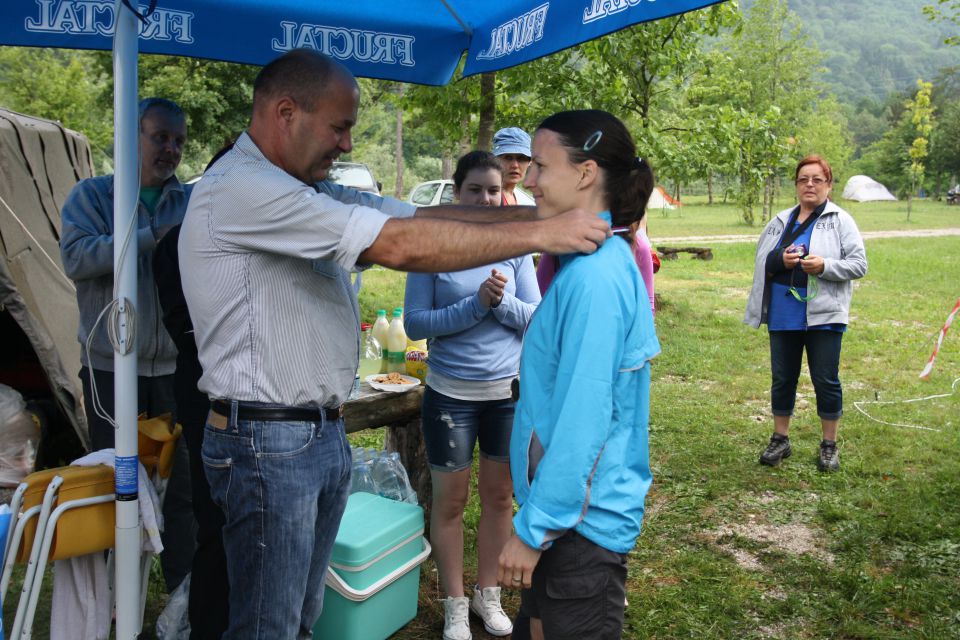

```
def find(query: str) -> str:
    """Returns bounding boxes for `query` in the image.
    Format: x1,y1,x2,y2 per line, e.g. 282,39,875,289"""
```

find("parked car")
328,161,381,195
408,179,455,207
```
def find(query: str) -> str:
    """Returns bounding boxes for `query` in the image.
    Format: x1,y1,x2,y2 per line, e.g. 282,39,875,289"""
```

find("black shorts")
519,530,628,639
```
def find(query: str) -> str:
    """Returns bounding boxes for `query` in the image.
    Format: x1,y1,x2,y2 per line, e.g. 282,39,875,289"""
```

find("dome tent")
842,175,897,202
647,186,679,210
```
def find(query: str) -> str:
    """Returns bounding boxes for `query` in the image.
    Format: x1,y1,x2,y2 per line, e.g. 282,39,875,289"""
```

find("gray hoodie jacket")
744,200,867,329
60,175,191,375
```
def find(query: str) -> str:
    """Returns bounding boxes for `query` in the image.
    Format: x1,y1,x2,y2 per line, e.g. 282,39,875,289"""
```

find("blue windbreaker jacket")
511,212,660,554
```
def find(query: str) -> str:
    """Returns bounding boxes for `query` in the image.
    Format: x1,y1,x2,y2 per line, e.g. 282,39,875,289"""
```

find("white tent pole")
113,1,142,637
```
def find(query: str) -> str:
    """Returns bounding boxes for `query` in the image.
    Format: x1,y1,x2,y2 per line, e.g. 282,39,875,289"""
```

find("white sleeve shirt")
179,132,415,407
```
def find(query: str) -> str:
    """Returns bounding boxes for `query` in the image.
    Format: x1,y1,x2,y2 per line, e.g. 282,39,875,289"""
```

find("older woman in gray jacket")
745,155,867,472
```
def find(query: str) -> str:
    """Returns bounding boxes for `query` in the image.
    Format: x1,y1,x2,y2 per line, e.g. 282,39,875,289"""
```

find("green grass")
617,235,960,639
647,196,960,237
369,222,960,638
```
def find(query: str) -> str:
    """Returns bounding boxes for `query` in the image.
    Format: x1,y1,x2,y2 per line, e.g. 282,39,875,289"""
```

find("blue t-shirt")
768,221,845,333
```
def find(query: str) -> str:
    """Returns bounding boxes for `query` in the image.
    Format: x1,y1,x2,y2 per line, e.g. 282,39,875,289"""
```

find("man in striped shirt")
179,48,609,639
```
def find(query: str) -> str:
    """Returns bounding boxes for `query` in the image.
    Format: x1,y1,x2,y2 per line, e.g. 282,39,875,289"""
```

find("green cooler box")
313,492,431,640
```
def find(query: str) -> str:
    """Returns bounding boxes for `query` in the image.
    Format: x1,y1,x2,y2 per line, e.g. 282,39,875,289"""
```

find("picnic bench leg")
385,418,433,523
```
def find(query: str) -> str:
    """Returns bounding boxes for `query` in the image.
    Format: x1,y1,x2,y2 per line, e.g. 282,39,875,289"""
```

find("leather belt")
211,400,342,423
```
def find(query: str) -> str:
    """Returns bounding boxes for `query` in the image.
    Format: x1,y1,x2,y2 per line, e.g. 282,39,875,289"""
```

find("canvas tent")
0,108,92,451
648,186,680,210
842,175,897,202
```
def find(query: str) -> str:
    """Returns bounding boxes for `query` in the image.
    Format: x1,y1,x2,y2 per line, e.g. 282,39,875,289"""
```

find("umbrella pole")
113,1,142,637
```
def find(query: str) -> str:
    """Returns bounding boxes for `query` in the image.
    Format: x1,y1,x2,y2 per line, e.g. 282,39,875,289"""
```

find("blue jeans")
421,386,515,472
769,330,844,420
201,402,351,639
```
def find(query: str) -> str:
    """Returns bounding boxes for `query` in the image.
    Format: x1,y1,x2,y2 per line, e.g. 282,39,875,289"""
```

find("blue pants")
201,403,351,639
769,330,844,420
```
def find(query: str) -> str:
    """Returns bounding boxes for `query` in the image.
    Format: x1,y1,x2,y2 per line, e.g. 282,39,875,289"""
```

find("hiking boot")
470,585,512,636
818,439,840,472
759,433,792,466
443,596,472,640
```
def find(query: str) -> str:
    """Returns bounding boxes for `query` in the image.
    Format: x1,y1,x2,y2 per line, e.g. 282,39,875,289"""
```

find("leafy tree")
795,96,855,182
924,0,960,45
706,0,822,223
928,99,960,195
0,47,113,171
574,3,739,129
905,80,935,219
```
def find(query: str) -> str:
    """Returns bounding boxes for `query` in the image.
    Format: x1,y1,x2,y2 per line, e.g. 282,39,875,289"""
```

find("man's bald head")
249,49,360,185
253,48,357,114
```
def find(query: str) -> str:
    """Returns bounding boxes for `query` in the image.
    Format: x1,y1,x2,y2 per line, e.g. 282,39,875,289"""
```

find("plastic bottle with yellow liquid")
371,310,390,373
386,308,408,374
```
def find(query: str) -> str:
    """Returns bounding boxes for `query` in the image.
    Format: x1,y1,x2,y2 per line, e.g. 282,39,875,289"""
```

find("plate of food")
364,372,421,392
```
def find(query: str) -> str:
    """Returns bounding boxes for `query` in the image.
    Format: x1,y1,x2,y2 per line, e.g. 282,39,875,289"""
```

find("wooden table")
343,383,431,513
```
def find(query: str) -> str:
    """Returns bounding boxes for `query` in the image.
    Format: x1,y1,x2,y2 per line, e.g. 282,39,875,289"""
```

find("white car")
327,162,381,195
408,179,455,206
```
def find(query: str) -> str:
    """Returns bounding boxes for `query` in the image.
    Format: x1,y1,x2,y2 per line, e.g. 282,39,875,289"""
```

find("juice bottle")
372,310,390,373
387,308,408,374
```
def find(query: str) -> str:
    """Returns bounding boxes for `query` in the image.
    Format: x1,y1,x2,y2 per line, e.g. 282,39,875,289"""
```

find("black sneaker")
759,433,792,466
818,439,840,472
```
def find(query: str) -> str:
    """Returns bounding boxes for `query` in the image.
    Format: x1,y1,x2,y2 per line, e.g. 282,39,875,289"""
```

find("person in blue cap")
492,127,536,206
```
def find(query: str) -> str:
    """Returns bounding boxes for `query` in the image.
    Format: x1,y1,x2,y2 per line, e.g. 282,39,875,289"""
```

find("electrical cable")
853,377,959,433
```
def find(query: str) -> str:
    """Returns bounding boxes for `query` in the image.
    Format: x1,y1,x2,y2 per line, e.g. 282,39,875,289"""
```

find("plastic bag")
349,447,417,503
156,573,191,640
371,451,417,504
0,384,38,487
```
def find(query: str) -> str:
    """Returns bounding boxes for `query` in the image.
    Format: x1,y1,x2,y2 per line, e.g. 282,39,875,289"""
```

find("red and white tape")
919,298,960,379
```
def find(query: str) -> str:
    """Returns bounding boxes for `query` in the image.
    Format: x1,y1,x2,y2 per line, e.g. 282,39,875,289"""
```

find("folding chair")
0,413,182,639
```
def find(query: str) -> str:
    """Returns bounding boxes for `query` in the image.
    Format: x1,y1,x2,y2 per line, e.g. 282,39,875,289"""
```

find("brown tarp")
0,107,93,449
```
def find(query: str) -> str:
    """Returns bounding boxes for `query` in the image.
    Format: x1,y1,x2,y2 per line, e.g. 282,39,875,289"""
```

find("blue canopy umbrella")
2,0,723,84
0,1,722,636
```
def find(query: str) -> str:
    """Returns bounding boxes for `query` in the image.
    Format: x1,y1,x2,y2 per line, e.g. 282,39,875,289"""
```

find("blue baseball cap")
492,127,531,158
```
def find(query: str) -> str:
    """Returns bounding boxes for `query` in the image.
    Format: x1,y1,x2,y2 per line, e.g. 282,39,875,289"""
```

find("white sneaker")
470,585,513,636
443,596,472,640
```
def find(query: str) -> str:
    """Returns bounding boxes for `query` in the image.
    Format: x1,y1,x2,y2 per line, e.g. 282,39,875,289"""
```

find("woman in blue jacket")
405,150,541,640
497,110,660,640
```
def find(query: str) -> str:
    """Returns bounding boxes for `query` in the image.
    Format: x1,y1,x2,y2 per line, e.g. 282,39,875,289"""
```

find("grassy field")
6,200,958,639
357,201,960,639
646,196,960,238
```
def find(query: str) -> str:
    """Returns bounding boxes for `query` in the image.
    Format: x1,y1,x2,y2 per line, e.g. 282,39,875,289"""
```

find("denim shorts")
420,385,515,472
519,530,628,640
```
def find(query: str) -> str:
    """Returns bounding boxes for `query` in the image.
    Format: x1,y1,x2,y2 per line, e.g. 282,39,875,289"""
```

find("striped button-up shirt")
179,132,415,408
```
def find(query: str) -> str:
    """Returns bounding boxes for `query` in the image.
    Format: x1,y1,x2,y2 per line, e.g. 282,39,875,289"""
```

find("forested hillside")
781,0,958,101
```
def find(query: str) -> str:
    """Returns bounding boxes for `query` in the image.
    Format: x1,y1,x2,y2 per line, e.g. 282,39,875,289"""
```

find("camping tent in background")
842,175,897,202
648,186,679,210
0,108,91,450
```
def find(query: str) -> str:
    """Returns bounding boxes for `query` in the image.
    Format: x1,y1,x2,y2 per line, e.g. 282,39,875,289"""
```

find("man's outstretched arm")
360,209,610,273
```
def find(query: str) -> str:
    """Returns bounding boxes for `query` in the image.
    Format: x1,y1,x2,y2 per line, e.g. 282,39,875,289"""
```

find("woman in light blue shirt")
497,110,659,640
404,150,541,640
